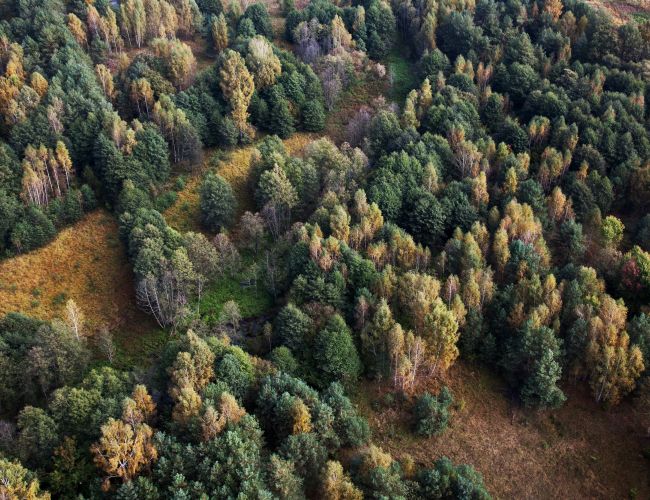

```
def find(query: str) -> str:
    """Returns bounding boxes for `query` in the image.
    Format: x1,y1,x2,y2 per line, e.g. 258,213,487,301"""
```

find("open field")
164,132,317,233
0,210,140,329
354,363,649,499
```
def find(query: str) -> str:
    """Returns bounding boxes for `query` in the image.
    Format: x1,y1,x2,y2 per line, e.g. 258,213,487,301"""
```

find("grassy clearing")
354,363,649,499
384,43,418,104
199,274,273,325
0,210,139,329
324,47,416,143
324,75,386,143
164,133,316,233
109,327,169,370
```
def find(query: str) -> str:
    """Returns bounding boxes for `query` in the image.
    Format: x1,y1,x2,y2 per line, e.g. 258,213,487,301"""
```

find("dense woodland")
1,0,650,497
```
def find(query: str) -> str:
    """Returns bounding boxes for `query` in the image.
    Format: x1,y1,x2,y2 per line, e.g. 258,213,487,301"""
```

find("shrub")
413,387,453,437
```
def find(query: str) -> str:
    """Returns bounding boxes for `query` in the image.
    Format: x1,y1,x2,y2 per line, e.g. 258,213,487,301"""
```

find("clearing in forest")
585,0,650,23
0,210,138,329
164,132,316,233
354,363,649,499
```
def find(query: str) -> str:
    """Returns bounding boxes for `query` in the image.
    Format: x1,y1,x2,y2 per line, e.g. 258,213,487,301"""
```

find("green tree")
17,406,60,469
413,387,453,437
274,303,313,353
267,89,295,139
601,215,624,248
301,100,325,132
314,314,362,385
200,173,236,232
242,3,274,38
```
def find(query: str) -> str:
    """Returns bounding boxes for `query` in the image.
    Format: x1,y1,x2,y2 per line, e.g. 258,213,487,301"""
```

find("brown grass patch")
164,133,317,233
0,210,140,330
355,363,649,499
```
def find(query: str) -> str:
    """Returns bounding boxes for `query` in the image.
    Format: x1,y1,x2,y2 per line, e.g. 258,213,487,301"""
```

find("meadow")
0,210,138,329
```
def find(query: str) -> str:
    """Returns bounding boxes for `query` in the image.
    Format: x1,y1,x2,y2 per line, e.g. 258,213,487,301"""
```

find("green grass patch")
200,274,273,324
384,43,417,103
112,327,169,370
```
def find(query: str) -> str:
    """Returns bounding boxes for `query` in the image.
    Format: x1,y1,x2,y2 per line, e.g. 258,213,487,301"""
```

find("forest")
0,0,650,497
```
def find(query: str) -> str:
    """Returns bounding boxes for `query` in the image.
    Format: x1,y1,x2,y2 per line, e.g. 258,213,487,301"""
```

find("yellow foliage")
91,419,157,488
0,210,136,329
322,460,363,500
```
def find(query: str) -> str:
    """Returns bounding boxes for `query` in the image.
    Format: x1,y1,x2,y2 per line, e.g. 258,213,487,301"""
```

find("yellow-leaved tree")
220,49,255,139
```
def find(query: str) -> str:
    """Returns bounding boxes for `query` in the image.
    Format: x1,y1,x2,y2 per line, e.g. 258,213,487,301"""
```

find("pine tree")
200,172,236,232
301,100,325,132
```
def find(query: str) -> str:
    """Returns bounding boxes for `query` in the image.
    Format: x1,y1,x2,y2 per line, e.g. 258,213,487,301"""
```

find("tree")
200,172,236,232
120,0,147,47
21,143,73,207
65,299,84,342
544,0,563,22
366,0,396,59
16,406,59,469
130,79,154,118
257,164,298,232
98,327,117,364
322,460,363,500
151,38,197,90
413,387,453,437
417,457,489,499
136,250,198,328
200,391,246,441
91,418,158,489
330,15,353,50
239,211,265,251
275,303,313,353
301,100,325,132
314,314,362,385
267,454,304,499
219,300,242,335
242,3,274,38
0,458,49,499
246,36,281,88
503,320,565,408
211,13,229,53
68,13,88,46
220,50,255,138
122,385,156,426
152,95,202,164
601,215,624,248
422,299,460,375
585,296,644,405
267,88,295,138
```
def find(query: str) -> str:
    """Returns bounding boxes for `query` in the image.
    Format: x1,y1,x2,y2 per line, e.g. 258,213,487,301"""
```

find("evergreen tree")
200,173,237,232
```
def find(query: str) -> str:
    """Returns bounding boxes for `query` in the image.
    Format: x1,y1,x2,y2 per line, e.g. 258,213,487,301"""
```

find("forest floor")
354,362,650,499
